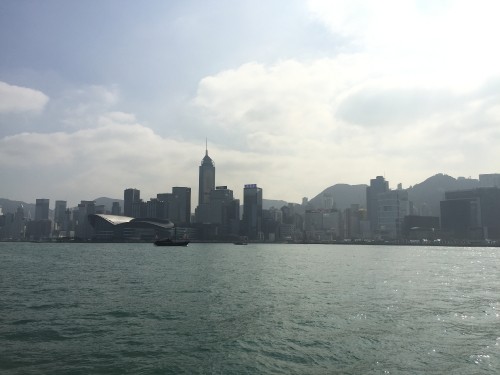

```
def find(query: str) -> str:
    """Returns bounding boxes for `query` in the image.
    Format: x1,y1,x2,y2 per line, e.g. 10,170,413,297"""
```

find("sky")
1,0,500,208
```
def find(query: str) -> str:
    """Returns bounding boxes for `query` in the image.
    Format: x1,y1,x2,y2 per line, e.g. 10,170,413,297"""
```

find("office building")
75,200,96,240
124,188,140,217
35,199,50,221
479,174,500,188
208,186,240,237
111,202,121,215
198,145,215,207
366,176,389,236
156,187,191,225
54,200,68,235
242,184,263,241
377,190,410,240
440,187,500,240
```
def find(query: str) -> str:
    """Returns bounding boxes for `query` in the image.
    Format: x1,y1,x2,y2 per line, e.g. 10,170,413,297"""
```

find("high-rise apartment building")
124,188,140,217
242,184,263,240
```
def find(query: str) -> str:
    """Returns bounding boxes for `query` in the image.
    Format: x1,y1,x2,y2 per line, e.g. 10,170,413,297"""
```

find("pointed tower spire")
205,137,208,156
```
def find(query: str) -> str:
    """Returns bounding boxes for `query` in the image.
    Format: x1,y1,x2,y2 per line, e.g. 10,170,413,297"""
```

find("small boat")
233,236,248,245
154,238,189,246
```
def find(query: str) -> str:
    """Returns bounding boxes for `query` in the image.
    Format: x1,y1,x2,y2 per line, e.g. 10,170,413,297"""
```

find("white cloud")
307,0,500,90
191,54,500,194
0,81,49,113
55,85,120,129
0,113,203,205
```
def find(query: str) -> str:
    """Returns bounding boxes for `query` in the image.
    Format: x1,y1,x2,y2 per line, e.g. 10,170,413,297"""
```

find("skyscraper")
196,143,215,223
54,200,67,232
242,184,263,241
111,202,121,215
377,189,409,239
124,188,140,217
366,176,389,236
198,144,215,207
35,199,50,221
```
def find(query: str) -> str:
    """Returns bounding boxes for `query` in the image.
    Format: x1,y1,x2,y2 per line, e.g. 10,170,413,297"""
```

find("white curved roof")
93,214,135,225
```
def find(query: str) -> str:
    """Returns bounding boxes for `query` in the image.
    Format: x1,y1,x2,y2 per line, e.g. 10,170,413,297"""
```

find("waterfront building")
54,200,67,235
344,204,369,239
124,188,140,217
402,215,440,240
28,198,52,239
242,184,263,241
304,209,341,242
0,205,26,240
366,176,389,237
88,214,172,241
377,189,410,240
75,200,96,240
440,187,500,240
26,219,52,241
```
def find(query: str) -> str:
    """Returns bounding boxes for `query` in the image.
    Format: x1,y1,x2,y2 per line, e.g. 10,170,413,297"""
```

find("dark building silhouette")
35,198,50,221
198,145,215,207
26,219,52,240
402,215,440,240
111,201,121,215
53,200,68,236
196,144,215,223
440,187,500,240
208,186,240,238
75,200,96,240
242,184,263,240
366,176,389,236
156,187,191,225
124,188,140,217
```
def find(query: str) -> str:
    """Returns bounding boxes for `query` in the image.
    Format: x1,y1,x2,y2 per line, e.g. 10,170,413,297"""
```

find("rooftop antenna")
205,137,208,156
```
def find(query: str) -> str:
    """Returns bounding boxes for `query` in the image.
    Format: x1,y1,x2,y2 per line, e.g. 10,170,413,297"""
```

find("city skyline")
1,1,500,207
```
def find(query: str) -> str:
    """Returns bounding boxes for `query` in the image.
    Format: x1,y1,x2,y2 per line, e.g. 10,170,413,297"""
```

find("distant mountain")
305,174,481,216
263,199,290,210
407,173,479,216
0,198,36,218
309,183,367,211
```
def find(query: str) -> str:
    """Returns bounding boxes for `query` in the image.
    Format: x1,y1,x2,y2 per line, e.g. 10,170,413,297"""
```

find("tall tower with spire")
198,140,215,207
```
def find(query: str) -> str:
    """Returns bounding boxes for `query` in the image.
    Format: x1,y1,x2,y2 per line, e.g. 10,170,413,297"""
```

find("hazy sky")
1,0,499,207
